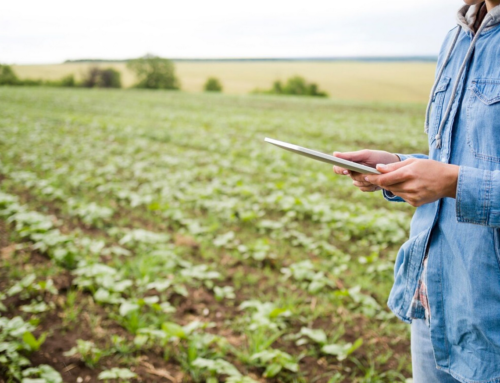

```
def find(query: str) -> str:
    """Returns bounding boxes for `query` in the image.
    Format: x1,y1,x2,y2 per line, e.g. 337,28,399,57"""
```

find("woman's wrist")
444,164,459,199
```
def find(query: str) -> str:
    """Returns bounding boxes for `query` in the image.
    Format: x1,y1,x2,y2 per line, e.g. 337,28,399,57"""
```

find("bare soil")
0,185,410,383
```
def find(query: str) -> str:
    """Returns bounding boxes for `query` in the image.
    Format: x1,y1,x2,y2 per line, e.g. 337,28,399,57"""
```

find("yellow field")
12,61,436,103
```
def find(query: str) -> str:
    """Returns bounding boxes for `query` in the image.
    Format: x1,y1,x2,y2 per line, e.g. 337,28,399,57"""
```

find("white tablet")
265,137,380,175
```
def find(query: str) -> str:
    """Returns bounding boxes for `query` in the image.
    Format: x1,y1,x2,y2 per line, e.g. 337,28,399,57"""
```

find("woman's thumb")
333,151,359,161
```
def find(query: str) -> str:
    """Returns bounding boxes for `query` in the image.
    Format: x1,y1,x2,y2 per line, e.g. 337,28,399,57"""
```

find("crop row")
1,187,381,382
0,88,417,382
1,157,395,319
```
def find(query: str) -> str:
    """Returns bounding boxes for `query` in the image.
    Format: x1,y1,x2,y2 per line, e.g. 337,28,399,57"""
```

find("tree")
259,76,328,97
204,77,223,92
127,56,179,90
82,67,121,88
82,67,101,88
97,68,121,88
60,74,76,87
282,76,327,97
0,65,20,85
272,80,282,94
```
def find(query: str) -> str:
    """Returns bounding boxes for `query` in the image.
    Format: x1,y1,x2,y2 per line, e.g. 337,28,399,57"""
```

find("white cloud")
0,0,461,64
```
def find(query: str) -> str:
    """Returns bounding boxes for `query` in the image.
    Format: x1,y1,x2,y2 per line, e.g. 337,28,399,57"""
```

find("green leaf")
119,301,140,316
133,334,148,347
264,363,282,378
284,362,299,372
321,344,346,358
299,327,327,344
98,367,137,380
22,331,46,351
22,365,62,383
269,307,289,318
162,322,186,339
226,377,259,383
21,301,52,313
346,338,363,355
192,358,241,377
159,302,176,313
321,338,362,361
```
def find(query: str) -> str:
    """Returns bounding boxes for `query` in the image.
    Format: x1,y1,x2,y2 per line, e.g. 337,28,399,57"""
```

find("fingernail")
377,164,386,168
343,170,348,175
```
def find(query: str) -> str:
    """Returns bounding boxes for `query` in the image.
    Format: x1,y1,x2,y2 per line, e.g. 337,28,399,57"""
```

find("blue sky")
1,0,461,64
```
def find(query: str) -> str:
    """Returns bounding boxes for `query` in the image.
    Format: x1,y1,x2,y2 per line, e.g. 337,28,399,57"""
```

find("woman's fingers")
353,180,373,187
333,166,378,192
333,165,350,175
375,158,415,173
350,172,366,182
359,185,381,192
364,159,417,187
333,151,369,175
334,150,370,163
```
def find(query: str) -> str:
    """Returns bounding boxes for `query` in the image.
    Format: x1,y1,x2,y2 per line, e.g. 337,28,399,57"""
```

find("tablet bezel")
264,137,381,175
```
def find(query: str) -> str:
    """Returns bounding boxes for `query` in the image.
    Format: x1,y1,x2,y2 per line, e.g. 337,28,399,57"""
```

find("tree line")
1,56,327,97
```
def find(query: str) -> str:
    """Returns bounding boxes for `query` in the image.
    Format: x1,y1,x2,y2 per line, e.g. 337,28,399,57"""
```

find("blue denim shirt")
384,7,500,383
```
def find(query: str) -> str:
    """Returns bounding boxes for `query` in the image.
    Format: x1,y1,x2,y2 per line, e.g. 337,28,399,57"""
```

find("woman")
333,1,500,382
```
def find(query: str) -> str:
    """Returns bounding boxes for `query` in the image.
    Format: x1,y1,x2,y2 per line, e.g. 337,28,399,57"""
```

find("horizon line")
67,55,438,63
10,55,438,66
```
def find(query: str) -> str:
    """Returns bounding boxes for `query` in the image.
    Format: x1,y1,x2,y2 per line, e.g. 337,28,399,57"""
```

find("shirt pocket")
428,77,451,145
466,78,500,163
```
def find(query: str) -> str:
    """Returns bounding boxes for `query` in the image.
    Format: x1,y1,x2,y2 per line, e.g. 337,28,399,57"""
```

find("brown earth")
0,182,410,382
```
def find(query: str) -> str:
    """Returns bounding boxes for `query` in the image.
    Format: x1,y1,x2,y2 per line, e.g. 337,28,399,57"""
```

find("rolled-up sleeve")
456,166,500,227
382,153,429,203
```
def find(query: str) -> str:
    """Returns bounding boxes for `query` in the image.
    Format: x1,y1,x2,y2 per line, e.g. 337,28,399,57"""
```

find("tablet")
264,137,380,175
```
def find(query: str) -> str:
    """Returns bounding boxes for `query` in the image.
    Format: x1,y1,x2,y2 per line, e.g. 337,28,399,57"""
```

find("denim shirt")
383,11,500,383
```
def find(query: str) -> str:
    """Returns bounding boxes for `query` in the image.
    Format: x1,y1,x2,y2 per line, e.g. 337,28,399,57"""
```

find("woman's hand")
333,150,400,192
365,158,459,207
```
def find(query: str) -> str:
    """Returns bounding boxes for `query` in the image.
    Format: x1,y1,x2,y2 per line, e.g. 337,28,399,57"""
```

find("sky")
1,0,462,64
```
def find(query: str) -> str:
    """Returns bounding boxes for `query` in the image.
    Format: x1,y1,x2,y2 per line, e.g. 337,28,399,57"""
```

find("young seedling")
213,286,235,301
22,364,63,383
250,349,299,378
64,339,104,368
293,326,363,361
281,260,334,294
192,357,242,382
0,316,51,380
98,367,137,382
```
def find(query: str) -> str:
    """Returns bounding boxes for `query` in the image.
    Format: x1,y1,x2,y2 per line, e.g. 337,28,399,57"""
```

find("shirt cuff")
382,189,406,203
381,153,408,203
395,153,411,162
456,166,495,226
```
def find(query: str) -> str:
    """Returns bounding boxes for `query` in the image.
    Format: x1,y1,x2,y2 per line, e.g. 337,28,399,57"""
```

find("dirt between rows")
27,306,186,383
0,218,181,383
0,238,396,383
0,187,411,382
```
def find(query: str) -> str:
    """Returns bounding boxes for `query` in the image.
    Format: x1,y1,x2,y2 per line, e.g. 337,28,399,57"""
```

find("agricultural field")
12,61,436,103
0,87,428,382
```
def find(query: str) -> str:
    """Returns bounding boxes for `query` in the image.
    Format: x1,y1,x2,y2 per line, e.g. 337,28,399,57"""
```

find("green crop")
0,87,422,382
98,367,137,382
63,339,103,368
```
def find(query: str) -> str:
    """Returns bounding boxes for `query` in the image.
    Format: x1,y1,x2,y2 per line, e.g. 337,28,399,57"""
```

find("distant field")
12,61,436,103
